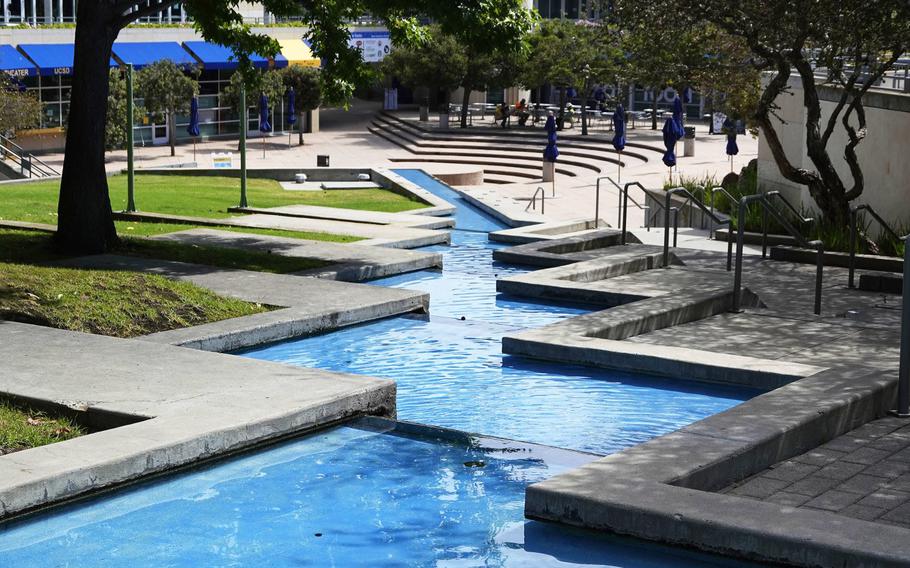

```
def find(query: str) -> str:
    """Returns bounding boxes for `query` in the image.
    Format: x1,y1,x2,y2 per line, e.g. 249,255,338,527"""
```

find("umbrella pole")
617,149,622,183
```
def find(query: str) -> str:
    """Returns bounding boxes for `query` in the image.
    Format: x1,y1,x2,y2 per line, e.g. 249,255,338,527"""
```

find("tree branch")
114,0,180,29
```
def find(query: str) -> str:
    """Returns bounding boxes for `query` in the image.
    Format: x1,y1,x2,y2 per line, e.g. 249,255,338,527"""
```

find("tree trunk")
297,112,304,145
56,1,119,254
557,87,567,130
460,87,471,128
168,111,176,157
580,81,590,136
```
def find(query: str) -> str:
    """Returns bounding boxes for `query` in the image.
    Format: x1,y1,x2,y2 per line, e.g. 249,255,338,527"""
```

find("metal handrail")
708,186,737,239
619,180,660,242
732,194,824,315
757,191,815,259
611,177,650,228
663,187,733,271
0,134,60,178
525,186,545,214
849,204,904,288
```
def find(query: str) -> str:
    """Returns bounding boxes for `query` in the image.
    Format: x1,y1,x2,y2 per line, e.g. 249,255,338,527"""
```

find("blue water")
239,170,756,455
0,421,752,567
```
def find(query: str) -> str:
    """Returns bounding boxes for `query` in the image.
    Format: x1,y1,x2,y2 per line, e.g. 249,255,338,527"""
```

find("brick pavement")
722,415,910,528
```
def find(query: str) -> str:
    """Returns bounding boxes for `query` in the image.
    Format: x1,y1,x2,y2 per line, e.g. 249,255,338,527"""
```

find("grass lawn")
114,220,362,242
0,401,84,455
0,175,427,228
0,260,270,337
0,228,274,337
0,228,331,274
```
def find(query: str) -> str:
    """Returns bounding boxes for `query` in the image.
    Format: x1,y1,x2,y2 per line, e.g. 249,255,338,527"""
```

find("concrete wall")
757,75,910,228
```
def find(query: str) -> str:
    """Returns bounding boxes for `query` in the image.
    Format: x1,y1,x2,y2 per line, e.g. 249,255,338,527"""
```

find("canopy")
277,39,320,67
182,41,288,71
0,45,37,78
113,42,198,70
18,43,117,76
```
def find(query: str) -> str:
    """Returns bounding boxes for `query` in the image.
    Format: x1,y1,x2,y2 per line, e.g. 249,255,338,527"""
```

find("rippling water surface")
240,171,757,454
0,423,755,566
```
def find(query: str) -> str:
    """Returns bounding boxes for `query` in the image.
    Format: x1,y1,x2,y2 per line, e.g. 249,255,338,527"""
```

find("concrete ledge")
0,322,396,519
771,244,903,272
371,168,457,217
51,254,430,352
525,366,905,567
714,228,798,247
488,219,610,245
492,230,641,267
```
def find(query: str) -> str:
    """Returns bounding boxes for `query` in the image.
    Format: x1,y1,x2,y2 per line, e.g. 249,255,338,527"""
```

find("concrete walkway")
116,210,450,249
151,228,443,282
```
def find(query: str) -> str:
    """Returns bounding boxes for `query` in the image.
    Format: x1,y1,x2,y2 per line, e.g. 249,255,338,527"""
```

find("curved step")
388,156,577,178
372,119,624,168
369,125,603,174
379,111,663,157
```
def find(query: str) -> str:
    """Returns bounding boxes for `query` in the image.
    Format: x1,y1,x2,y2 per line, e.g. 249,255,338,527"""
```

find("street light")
582,64,592,136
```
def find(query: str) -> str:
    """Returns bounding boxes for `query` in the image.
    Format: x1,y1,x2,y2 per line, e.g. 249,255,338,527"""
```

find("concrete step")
372,115,649,167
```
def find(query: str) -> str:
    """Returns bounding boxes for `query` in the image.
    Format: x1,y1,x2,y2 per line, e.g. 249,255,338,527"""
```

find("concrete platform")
53,254,429,352
151,228,443,282
228,204,455,230
525,366,907,568
113,210,450,249
488,219,612,245
0,322,396,520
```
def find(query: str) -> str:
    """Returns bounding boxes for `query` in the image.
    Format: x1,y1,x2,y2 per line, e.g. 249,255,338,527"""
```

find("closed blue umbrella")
186,96,200,137
543,113,559,196
258,93,272,134
612,104,626,182
543,114,559,162
259,93,271,158
287,88,296,125
671,93,685,139
186,96,200,160
287,88,296,147
611,104,626,152
662,117,679,170
724,117,739,172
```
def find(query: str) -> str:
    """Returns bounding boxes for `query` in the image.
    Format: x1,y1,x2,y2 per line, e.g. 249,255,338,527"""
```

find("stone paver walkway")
723,415,910,528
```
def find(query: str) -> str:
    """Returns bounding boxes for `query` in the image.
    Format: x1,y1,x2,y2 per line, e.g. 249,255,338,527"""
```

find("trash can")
683,126,696,157
317,155,330,167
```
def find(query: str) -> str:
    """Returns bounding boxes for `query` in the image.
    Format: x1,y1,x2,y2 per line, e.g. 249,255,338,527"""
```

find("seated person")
515,98,531,126
497,102,511,128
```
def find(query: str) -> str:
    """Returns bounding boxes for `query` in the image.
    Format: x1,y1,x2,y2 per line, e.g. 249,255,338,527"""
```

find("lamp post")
239,85,248,208
581,63,591,136
126,64,136,212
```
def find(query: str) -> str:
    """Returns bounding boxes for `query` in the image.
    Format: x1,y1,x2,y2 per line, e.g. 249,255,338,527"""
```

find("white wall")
757,75,910,228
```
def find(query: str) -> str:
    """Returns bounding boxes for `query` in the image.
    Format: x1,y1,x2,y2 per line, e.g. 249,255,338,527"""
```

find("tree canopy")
0,76,42,137
135,60,199,156
56,0,536,254
616,0,910,222
281,66,323,144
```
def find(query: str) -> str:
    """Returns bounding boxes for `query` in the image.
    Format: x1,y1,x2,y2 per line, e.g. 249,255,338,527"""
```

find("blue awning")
183,40,288,71
0,45,37,78
18,43,117,76
112,42,199,70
